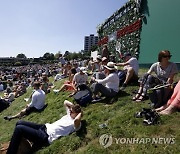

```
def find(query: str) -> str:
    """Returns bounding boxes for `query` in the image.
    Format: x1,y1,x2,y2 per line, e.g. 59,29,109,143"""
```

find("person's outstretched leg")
7,121,48,154
4,108,27,121
16,120,43,129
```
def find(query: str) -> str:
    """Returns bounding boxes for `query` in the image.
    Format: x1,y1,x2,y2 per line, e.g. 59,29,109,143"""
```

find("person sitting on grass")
4,81,46,121
70,67,89,94
133,50,178,102
91,62,119,102
54,63,70,82
14,82,27,98
0,88,15,112
91,55,102,73
40,73,51,94
91,57,108,81
155,80,180,115
115,52,139,90
6,100,82,154
0,81,4,91
59,67,77,92
2,87,15,103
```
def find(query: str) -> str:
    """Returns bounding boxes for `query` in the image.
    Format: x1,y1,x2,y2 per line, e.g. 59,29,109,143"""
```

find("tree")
90,45,98,52
54,51,62,60
16,53,27,59
43,52,50,59
82,50,91,59
43,52,54,60
64,51,70,60
50,53,55,60
14,61,22,66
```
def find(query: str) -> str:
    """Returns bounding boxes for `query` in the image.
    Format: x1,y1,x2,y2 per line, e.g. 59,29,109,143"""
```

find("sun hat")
80,67,87,73
102,57,108,62
104,62,116,70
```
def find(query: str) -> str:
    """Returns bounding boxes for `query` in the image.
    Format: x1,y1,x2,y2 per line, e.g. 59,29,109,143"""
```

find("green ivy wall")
139,0,180,64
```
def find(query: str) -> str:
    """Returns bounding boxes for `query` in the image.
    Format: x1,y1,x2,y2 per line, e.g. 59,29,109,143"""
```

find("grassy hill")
0,69,180,154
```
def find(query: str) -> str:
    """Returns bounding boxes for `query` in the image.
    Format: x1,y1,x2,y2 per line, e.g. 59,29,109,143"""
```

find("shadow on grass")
129,80,139,87
76,120,87,139
92,90,130,105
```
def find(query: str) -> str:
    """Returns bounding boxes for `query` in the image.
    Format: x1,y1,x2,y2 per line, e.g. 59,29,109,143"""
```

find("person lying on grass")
6,100,82,154
4,81,46,121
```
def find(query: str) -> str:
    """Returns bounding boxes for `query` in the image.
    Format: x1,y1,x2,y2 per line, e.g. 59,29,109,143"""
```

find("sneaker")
53,89,60,93
120,83,127,90
92,97,103,103
143,119,152,125
134,112,144,118
24,98,29,102
4,116,12,121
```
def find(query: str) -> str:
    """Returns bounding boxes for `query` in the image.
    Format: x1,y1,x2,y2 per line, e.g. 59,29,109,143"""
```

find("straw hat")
104,62,116,70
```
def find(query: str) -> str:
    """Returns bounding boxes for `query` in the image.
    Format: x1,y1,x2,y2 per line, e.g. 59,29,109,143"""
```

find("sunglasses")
162,55,172,58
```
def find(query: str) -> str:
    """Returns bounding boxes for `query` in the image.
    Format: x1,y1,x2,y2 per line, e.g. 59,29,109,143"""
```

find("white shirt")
6,92,15,102
96,73,119,92
45,107,81,143
0,84,3,91
124,57,139,75
59,57,66,65
73,72,88,86
28,89,45,109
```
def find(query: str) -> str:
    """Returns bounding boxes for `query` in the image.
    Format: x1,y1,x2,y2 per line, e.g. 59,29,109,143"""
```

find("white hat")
104,62,116,70
97,55,102,60
80,67,87,73
102,57,108,61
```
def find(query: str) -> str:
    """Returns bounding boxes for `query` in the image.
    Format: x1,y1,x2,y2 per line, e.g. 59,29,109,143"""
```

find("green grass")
0,69,180,154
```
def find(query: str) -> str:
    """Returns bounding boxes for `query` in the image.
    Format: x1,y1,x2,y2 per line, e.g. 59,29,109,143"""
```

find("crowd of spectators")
1,49,179,153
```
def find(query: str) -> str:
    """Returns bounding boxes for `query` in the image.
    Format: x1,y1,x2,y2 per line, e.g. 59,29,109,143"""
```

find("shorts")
25,106,39,115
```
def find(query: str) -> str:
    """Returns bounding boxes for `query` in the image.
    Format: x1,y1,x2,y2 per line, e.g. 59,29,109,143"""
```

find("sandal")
135,95,146,102
132,93,141,101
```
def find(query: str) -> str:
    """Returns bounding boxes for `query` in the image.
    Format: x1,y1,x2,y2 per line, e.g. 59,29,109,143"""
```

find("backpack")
73,84,92,107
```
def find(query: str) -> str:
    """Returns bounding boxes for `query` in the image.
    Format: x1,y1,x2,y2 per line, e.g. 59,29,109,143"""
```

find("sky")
0,0,128,58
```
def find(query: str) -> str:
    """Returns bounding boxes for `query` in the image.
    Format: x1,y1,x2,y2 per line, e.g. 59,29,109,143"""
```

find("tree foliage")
16,53,27,59
14,61,22,66
90,45,98,52
43,52,55,60
54,51,62,60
